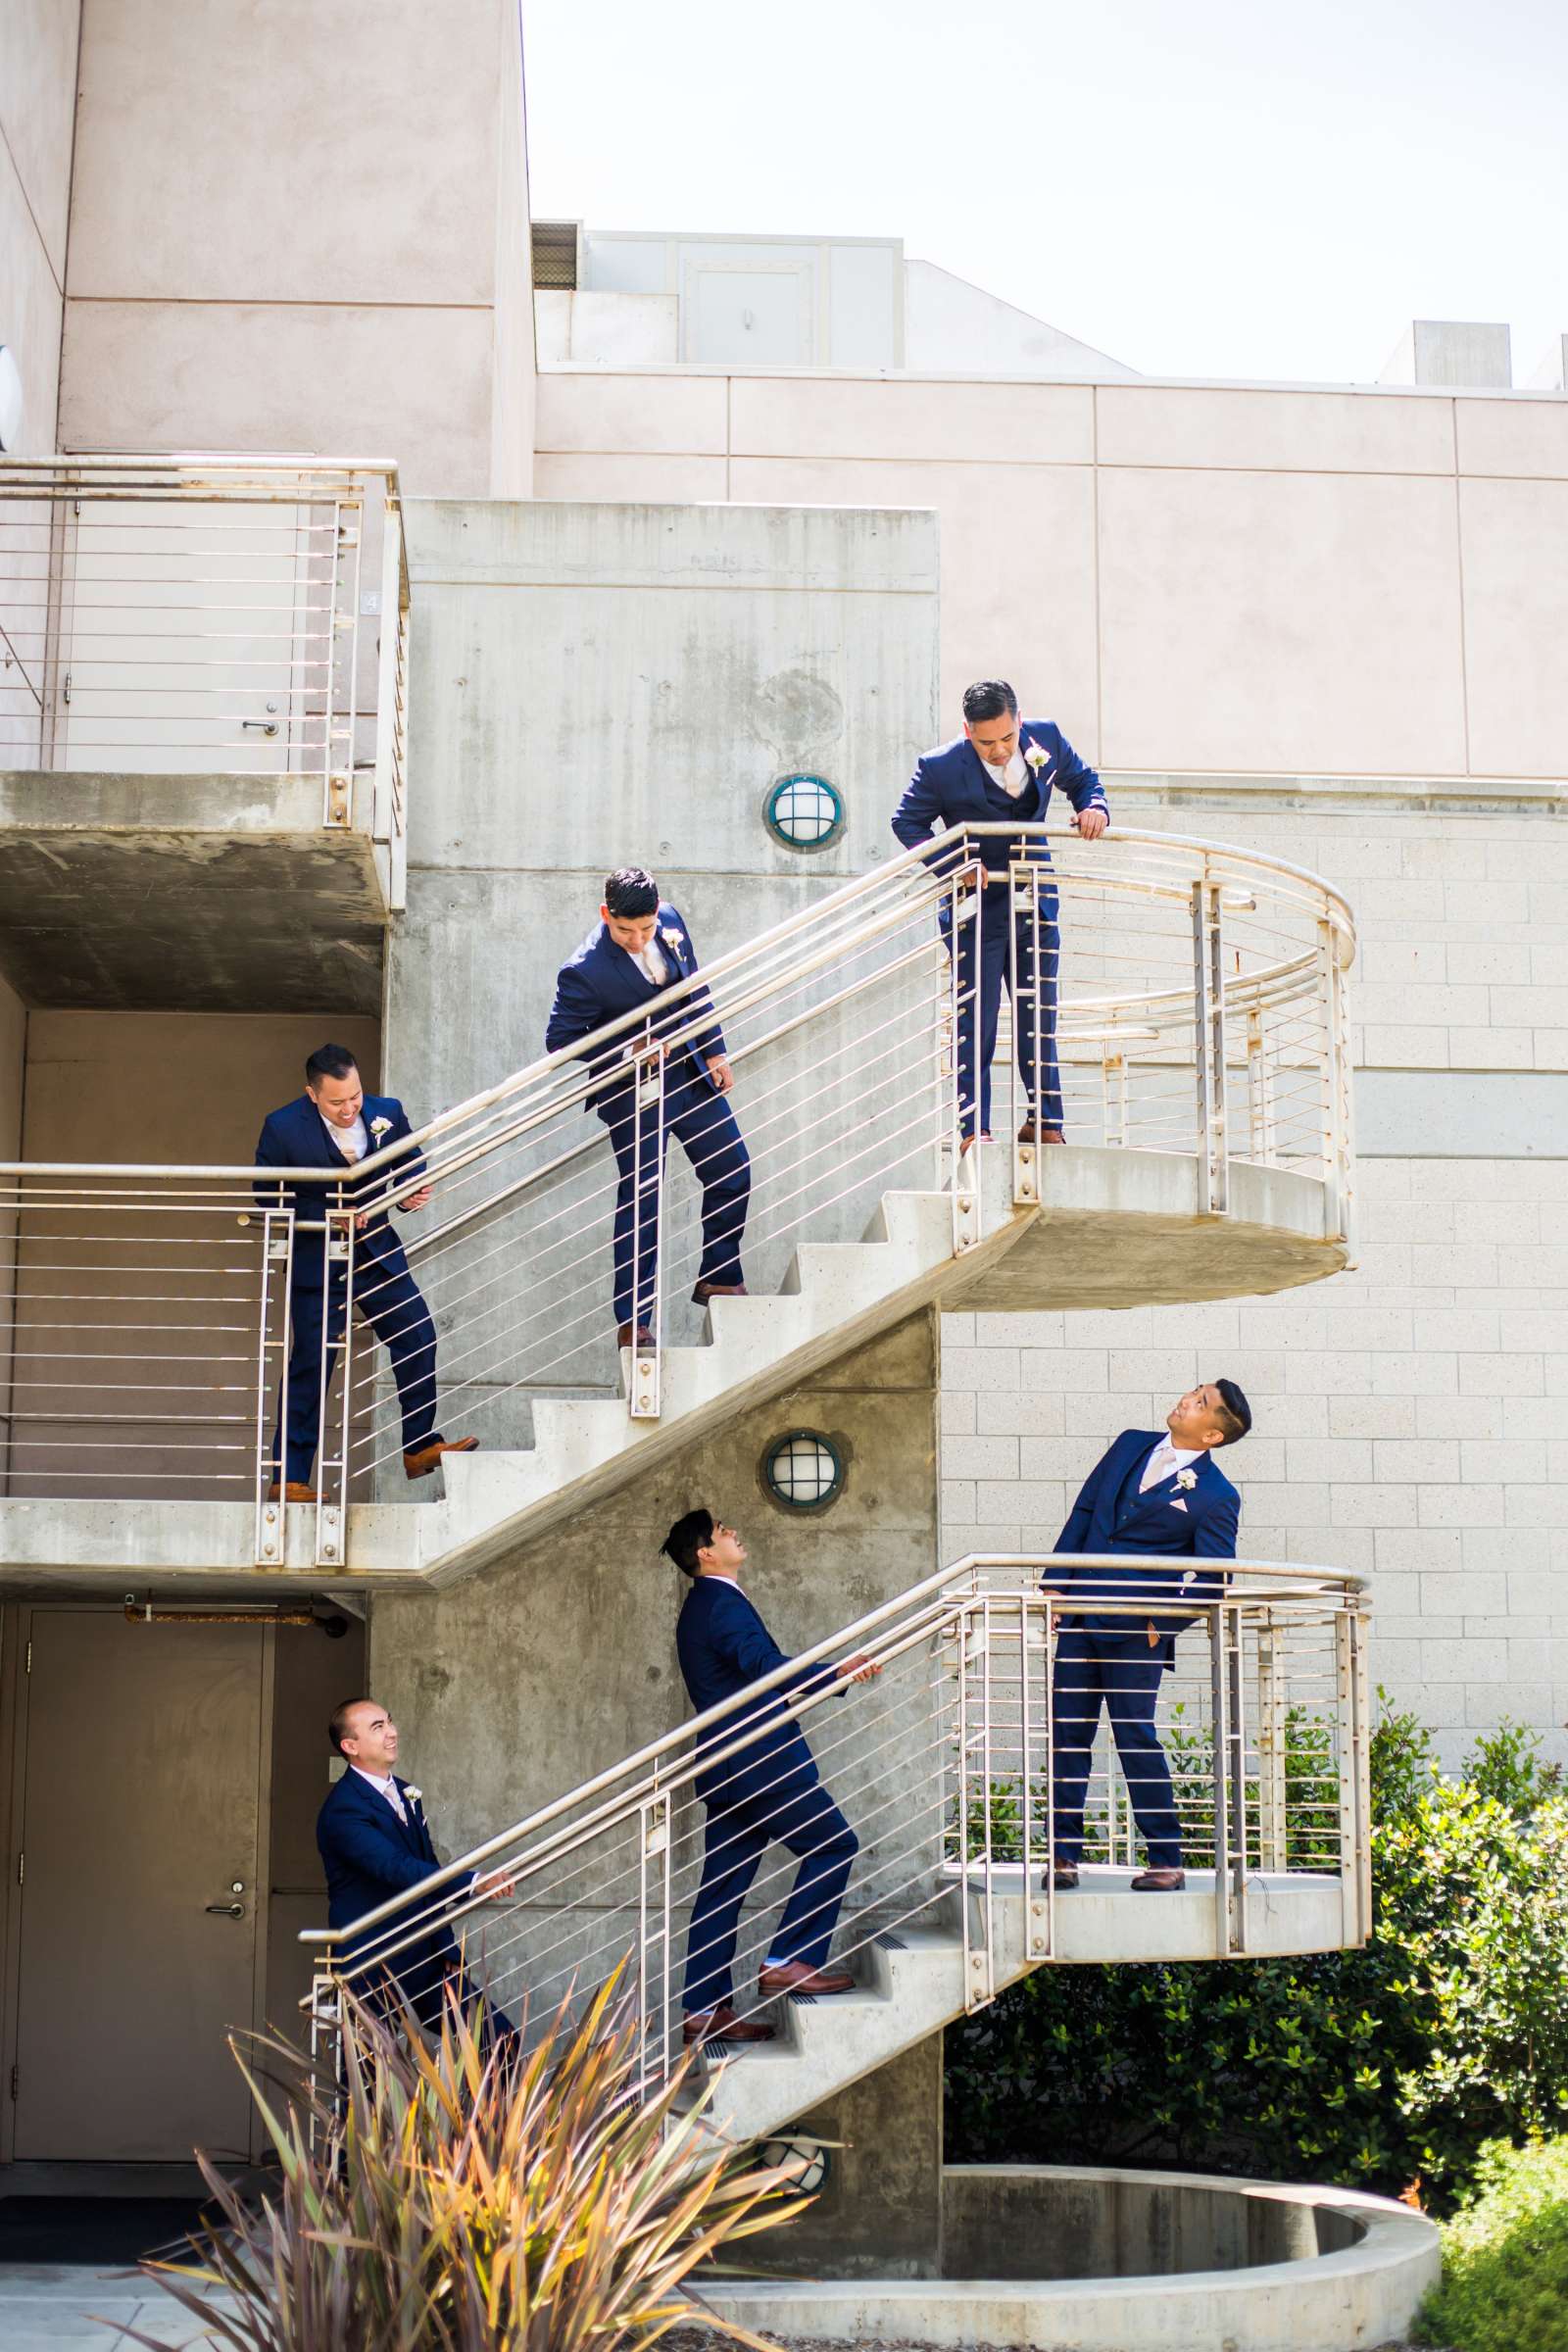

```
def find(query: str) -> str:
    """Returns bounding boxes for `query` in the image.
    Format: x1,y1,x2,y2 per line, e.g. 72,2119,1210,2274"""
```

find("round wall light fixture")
764,773,845,851
761,1428,846,1512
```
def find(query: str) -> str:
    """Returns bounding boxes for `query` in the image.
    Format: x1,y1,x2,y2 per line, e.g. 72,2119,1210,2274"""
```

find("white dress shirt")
978,746,1030,799
352,1764,409,1825
321,1110,369,1164
1139,1436,1202,1494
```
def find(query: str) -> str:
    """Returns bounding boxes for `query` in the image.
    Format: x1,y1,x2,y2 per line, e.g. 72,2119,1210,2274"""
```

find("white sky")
521,0,1568,385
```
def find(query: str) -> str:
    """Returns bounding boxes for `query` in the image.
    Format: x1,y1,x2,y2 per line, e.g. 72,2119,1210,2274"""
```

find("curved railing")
301,1552,1372,2088
0,824,1353,1552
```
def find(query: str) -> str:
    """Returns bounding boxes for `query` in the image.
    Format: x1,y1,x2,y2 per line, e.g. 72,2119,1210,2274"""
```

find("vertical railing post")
325,493,361,830
971,1597,995,2008
307,1964,343,2155
315,1204,354,1568
1023,1592,1050,1960
254,1207,294,1566
1336,1604,1371,1945
1316,916,1353,1249
1192,877,1228,1214
1246,1005,1276,1165
1226,1606,1249,1953
950,872,978,1256
627,1039,664,1419
1208,1608,1232,1950
638,1791,670,2095
1011,857,1041,1206
371,487,402,862
1256,1610,1288,1873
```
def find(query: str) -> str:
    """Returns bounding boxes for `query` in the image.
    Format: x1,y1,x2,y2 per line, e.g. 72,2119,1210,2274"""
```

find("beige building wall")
0,2,80,458
3,1011,380,1499
534,370,1568,774
58,0,533,495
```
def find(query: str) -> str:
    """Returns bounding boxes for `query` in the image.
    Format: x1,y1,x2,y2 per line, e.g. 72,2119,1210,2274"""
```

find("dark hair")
306,1043,360,1088
1212,1378,1252,1446
662,1507,714,1578
961,679,1018,725
328,1696,373,1754
605,866,660,918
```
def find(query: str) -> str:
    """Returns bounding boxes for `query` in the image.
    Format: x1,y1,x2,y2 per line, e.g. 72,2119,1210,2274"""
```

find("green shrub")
945,1709,1568,2210
1413,2135,1568,2351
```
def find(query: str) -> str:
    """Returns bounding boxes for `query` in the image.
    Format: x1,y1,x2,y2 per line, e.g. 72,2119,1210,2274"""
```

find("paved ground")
0,2263,220,2349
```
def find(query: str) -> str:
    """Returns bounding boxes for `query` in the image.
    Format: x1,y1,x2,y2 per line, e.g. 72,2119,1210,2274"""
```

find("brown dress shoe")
758,1959,856,1996
404,1436,479,1481
692,1280,748,1304
615,1322,656,1348
957,1132,993,1155
1017,1118,1065,1145
266,1480,318,1503
683,2004,776,2046
1047,1864,1080,1890
1130,1866,1186,1891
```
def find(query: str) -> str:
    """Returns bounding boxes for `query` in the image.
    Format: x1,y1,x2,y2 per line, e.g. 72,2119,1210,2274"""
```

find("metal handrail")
0,821,1353,1187
301,1550,1366,1957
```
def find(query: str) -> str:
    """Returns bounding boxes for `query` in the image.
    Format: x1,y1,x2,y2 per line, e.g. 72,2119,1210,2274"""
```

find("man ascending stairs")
662,1507,880,2047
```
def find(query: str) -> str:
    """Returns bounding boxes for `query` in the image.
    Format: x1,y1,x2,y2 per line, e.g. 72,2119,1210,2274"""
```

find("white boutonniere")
1024,743,1049,774
369,1115,392,1141
403,1786,421,1803
661,925,684,955
1176,1468,1198,1491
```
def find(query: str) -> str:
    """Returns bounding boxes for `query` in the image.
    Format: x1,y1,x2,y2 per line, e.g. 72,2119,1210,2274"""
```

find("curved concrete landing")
704,2168,1439,2352
950,1144,1348,1311
949,1859,1356,1962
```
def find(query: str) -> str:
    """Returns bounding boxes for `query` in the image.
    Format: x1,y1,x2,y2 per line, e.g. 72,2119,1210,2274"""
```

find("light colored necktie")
641,943,665,986
383,1779,408,1826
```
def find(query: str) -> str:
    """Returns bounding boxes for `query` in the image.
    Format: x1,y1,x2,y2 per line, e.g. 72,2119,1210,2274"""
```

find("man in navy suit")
892,679,1108,1148
254,1045,476,1499
1045,1380,1250,1891
546,869,751,1347
317,1696,515,2040
662,1507,880,2046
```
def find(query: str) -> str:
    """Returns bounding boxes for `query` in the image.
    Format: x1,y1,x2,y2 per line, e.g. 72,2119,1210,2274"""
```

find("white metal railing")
300,1554,1372,2096
0,455,409,904
0,826,1353,1550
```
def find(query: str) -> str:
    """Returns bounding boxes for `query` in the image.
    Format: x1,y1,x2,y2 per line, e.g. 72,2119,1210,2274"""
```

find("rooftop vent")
531,221,579,291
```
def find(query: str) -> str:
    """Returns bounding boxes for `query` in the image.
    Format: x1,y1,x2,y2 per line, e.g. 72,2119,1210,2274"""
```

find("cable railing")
0,455,409,903
0,827,1352,1552
300,1553,1372,2103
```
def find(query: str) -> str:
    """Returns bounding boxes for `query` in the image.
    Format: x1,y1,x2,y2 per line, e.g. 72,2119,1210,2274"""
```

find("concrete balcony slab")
0,770,389,1010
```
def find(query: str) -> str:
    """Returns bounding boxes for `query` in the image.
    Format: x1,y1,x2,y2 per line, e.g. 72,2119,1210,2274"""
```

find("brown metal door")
12,1609,266,2160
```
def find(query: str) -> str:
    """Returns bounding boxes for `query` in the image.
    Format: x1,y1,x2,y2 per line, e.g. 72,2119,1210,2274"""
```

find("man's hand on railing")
472,1863,516,1901
398,1186,433,1212
706,1055,735,1095
837,1651,882,1685
1071,808,1109,840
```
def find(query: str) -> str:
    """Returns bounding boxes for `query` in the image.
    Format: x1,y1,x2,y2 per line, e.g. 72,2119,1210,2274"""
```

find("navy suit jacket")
892,720,1108,884
675,1575,838,1813
253,1093,424,1291
1049,1428,1239,1668
545,903,725,1117
317,1765,472,1980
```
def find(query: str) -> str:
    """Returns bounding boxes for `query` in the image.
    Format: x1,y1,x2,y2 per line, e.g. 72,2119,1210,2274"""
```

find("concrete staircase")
381,1186,1028,1585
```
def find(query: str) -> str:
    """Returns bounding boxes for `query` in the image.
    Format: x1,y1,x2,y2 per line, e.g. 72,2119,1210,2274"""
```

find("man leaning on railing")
891,677,1108,1152
1042,1381,1250,1892
254,1045,477,1501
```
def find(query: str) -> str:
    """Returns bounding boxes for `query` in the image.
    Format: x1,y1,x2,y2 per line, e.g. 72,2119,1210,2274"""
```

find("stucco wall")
534,369,1568,771
59,0,531,494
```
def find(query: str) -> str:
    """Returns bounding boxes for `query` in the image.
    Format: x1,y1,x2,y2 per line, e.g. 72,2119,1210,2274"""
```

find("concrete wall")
534,369,1568,762
368,1313,939,1857
382,495,939,1410
58,0,531,494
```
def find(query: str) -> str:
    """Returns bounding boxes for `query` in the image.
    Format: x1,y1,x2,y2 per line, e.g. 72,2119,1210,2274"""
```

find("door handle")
205,1901,246,1919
